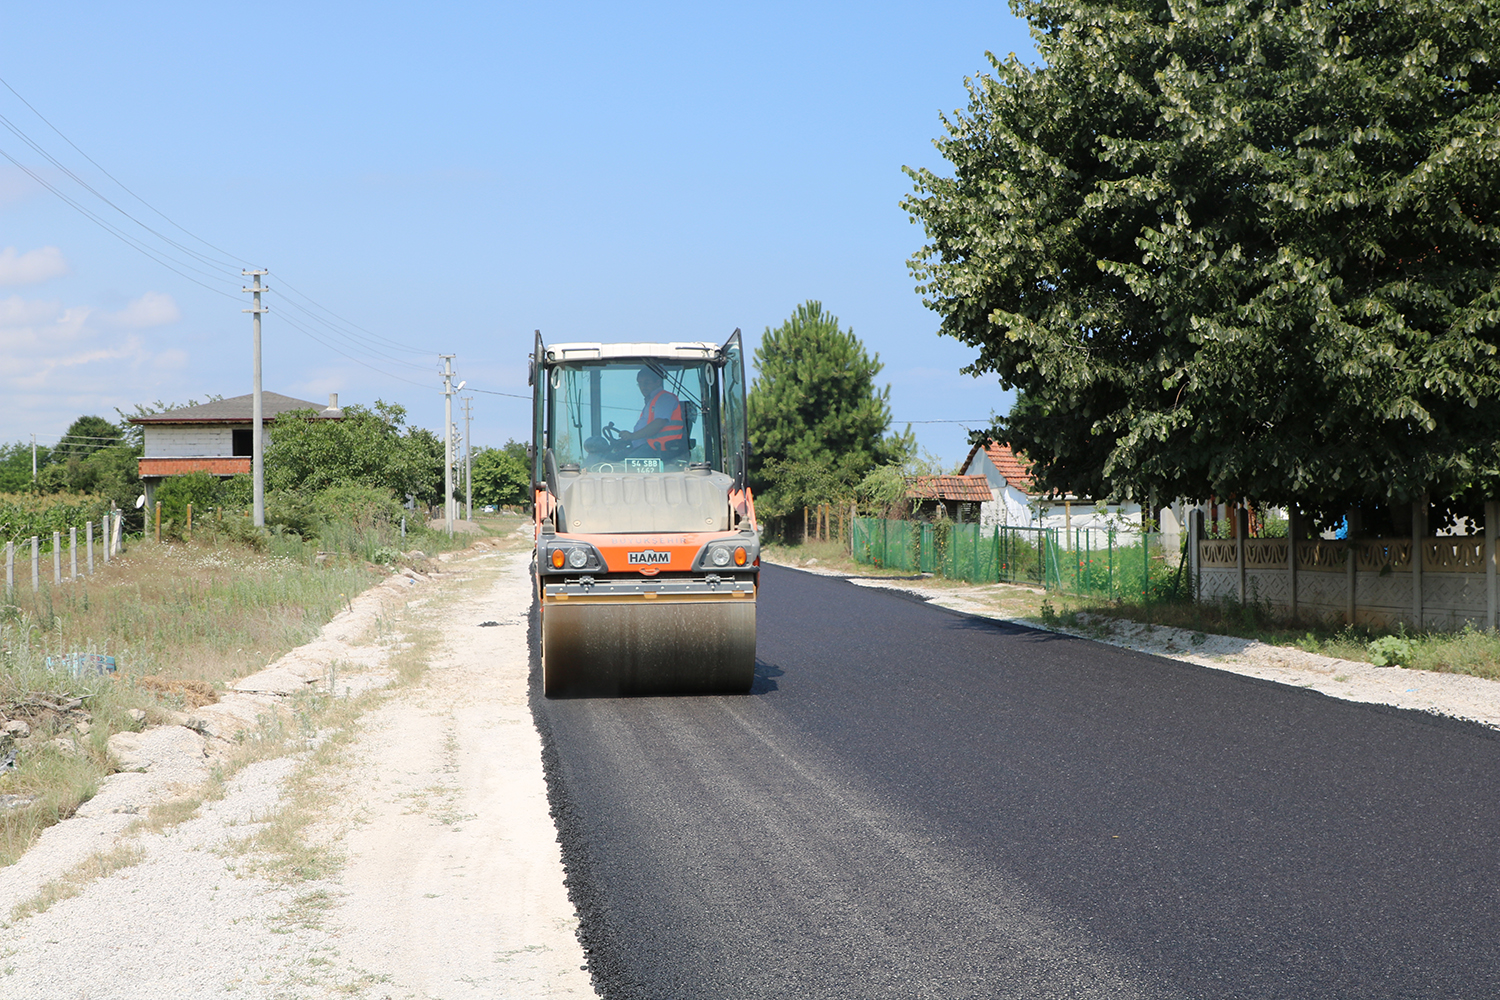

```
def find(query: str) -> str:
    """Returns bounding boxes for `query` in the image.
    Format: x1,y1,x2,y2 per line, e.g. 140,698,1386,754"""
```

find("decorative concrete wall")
1196,534,1497,631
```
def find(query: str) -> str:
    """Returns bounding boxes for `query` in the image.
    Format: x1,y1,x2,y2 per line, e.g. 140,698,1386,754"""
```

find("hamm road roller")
530,329,759,696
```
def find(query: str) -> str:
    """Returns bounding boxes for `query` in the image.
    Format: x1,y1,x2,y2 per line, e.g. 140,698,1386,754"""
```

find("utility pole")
440,355,456,537
463,396,473,521
242,269,269,527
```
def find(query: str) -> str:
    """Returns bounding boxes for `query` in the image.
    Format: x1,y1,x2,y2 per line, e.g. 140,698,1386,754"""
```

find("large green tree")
905,0,1500,519
747,301,911,517
471,441,531,508
264,401,444,505
55,415,125,460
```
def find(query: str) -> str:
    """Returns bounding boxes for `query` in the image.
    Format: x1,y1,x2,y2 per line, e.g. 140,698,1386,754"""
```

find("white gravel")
1,538,595,999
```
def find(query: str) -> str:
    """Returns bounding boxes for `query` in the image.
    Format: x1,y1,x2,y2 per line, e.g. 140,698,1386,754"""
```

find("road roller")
529,330,759,697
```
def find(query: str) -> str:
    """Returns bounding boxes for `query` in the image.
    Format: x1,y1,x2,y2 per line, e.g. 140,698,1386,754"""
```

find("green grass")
1054,593,1500,681
0,519,474,867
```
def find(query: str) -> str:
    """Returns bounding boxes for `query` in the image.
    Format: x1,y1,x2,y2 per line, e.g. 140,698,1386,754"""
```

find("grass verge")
0,516,487,868
1046,594,1500,681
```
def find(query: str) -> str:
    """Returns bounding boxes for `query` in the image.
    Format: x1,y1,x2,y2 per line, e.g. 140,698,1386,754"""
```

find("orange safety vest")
644,390,685,451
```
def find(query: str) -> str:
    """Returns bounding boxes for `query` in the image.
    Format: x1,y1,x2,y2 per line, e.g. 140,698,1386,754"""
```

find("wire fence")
851,518,1189,600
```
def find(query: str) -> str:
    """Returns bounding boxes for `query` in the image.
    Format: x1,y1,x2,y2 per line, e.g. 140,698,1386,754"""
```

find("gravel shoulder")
767,557,1500,731
1,536,595,999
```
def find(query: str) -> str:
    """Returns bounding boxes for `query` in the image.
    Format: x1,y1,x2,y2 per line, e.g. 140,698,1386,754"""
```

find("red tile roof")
962,439,1037,494
905,475,994,503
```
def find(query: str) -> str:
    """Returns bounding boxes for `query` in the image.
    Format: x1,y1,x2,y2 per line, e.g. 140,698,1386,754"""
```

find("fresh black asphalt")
529,564,1500,999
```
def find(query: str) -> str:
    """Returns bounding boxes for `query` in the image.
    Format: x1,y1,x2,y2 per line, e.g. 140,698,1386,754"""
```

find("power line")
270,273,430,357
273,311,435,388
0,143,243,299
0,74,252,271
0,78,455,387
466,387,532,400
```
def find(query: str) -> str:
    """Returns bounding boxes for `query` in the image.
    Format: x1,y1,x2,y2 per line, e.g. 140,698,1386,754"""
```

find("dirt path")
326,544,593,998
0,536,596,999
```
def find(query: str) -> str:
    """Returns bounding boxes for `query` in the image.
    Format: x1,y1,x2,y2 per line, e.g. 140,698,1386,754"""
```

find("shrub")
1368,635,1416,668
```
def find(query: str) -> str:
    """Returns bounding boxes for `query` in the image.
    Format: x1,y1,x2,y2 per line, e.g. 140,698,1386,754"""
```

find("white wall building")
960,439,1145,537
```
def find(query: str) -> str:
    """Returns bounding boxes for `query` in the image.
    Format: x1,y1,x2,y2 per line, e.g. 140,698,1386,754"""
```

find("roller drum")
542,598,756,697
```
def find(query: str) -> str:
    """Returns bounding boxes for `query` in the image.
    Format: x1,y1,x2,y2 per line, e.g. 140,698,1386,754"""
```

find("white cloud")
0,292,163,393
108,291,180,328
0,246,69,286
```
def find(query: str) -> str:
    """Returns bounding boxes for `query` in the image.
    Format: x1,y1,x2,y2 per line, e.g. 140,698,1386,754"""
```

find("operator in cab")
616,367,685,455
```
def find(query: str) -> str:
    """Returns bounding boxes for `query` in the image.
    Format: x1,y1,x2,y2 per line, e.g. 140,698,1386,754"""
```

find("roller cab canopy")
530,330,751,535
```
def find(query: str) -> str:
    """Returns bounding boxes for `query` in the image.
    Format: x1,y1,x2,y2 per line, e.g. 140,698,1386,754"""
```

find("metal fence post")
31,535,39,591
53,531,61,584
87,521,94,575
70,526,77,580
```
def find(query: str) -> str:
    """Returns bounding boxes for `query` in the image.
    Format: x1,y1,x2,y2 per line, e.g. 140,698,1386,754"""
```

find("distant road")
533,565,1500,1000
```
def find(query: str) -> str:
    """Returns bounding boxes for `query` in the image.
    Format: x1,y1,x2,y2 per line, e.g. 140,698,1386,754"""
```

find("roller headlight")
693,537,759,572
543,542,604,573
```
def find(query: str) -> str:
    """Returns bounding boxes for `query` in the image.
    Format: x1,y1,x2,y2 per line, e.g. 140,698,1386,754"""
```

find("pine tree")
748,301,909,517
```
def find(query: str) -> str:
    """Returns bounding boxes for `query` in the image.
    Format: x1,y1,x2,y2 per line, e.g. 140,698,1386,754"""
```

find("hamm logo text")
627,550,672,565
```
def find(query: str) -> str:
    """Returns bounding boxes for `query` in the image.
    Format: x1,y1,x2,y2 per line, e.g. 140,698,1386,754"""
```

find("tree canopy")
264,401,444,505
747,301,911,517
471,441,531,508
904,0,1500,517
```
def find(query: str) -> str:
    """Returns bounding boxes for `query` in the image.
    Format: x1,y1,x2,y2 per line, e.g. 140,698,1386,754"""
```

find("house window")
232,429,252,456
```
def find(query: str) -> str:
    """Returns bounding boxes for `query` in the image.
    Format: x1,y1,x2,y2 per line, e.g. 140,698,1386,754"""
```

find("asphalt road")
531,565,1500,1000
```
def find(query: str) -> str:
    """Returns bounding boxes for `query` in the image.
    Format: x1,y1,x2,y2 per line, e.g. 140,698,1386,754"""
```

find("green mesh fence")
850,518,1184,597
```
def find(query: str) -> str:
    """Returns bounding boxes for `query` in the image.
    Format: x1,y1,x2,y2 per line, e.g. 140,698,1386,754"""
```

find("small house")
905,475,994,522
960,439,1143,535
131,392,342,505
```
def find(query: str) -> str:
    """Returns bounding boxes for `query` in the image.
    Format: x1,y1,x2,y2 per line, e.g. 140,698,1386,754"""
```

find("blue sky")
0,3,1035,470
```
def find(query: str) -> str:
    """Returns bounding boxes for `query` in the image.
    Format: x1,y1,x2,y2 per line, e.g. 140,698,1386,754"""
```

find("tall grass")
0,520,459,866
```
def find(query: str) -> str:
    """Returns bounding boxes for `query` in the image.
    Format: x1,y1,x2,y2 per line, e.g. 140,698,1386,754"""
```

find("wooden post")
1346,506,1360,626
31,535,39,591
1235,505,1247,603
155,501,162,544
1486,501,1497,632
1412,494,1427,630
187,502,193,538
4,540,11,595
803,505,809,544
1287,507,1300,621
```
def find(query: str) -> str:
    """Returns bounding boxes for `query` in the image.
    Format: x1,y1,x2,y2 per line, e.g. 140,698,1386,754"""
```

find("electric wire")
0,113,243,277
466,387,533,400
272,311,435,389
270,273,431,356
0,74,253,271
0,79,439,374
0,143,243,299
271,295,435,371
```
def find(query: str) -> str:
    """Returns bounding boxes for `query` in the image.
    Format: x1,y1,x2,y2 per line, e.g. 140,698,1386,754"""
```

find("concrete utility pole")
440,355,456,537
242,269,269,527
463,396,473,521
